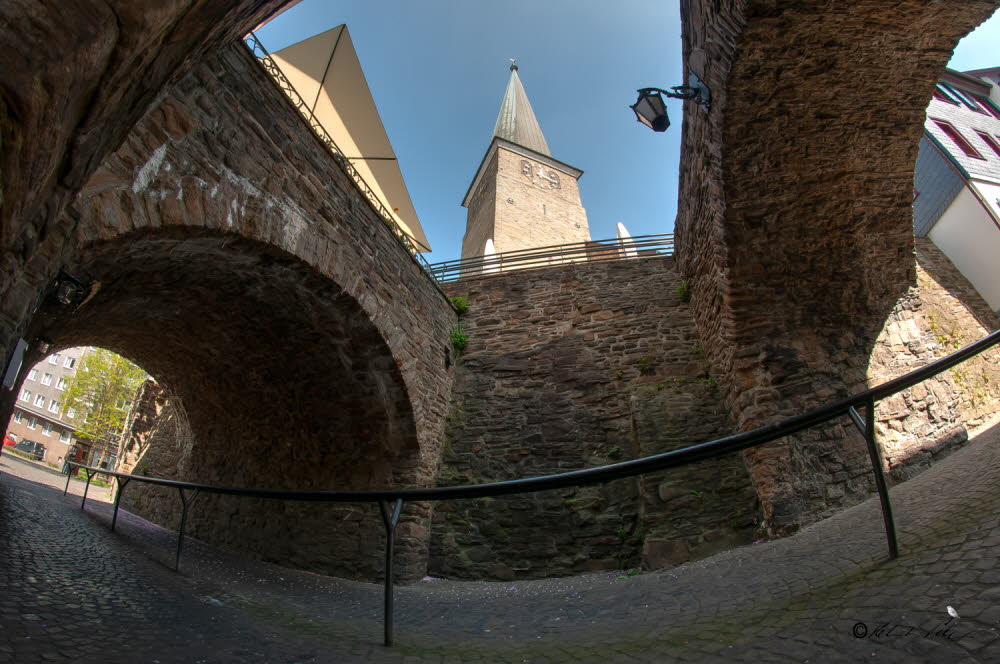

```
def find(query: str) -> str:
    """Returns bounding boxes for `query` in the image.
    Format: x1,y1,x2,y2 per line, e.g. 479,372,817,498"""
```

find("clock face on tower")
521,159,561,189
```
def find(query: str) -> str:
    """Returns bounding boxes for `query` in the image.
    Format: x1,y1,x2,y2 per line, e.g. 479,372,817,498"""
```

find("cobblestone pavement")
1,420,998,663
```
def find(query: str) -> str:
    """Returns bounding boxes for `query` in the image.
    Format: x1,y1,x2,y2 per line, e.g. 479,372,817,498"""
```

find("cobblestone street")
1,420,998,663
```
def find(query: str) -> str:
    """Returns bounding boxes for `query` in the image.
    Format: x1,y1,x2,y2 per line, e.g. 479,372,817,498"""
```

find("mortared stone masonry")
2,40,457,582
433,257,756,579
1,1,998,583
675,0,1000,535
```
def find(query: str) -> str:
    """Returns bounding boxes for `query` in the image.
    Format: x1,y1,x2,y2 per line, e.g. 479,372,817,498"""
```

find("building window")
56,377,67,390
64,357,76,369
950,87,987,113
28,369,38,381
932,119,985,159
42,421,53,436
26,416,37,430
60,430,71,444
975,131,1000,159
34,394,45,407
48,354,60,365
13,411,22,423
48,400,60,414
41,373,53,386
66,407,77,419
975,95,1000,120
20,389,31,402
933,84,960,104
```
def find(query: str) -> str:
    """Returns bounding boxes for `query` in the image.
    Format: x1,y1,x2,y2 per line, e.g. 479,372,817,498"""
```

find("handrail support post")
175,487,201,572
80,468,96,509
378,498,405,647
848,399,899,560
112,477,131,532
63,464,74,496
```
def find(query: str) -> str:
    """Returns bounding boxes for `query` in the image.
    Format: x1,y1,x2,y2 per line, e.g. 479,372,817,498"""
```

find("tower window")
932,120,985,159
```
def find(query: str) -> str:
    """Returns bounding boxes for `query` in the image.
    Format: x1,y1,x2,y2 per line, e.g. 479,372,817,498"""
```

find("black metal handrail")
241,33,449,301
426,233,675,283
66,329,1000,646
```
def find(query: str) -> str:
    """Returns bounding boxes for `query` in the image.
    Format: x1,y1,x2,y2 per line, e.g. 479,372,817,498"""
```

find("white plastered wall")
928,183,1000,314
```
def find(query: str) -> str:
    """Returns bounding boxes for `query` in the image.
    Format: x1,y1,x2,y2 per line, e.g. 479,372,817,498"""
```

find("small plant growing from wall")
449,296,468,315
450,326,469,356
636,350,655,375
674,280,691,302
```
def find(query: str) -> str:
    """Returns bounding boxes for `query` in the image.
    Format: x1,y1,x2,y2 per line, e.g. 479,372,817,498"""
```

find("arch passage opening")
23,230,423,580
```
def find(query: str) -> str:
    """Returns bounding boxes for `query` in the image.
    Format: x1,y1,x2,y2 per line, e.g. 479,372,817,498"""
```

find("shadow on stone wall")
674,0,999,538
431,257,758,579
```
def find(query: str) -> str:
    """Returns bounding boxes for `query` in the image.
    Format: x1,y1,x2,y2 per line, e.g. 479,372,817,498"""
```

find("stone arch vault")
2,37,456,580
676,0,999,532
2,0,999,578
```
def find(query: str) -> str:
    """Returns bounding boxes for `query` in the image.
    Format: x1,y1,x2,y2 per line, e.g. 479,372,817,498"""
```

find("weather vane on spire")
509,57,518,71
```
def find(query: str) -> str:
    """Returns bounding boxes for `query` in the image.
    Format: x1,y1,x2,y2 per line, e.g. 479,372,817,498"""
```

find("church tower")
460,63,591,260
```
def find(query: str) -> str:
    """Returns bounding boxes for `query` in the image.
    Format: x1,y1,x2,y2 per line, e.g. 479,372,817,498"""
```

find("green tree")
63,348,147,457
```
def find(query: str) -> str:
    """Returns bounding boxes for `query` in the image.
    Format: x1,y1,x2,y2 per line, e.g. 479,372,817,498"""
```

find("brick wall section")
1,43,457,582
431,257,756,579
462,146,590,261
461,156,499,261
676,0,999,534
491,148,590,253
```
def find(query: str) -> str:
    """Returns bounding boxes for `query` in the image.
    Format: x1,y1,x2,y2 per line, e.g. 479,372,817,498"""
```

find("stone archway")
1,31,457,580
25,229,424,579
676,0,1000,533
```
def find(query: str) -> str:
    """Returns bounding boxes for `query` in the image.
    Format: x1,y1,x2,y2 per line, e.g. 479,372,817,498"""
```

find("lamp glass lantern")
56,281,81,305
630,89,670,132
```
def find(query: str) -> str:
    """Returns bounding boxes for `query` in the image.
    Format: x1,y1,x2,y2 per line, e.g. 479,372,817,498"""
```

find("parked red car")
3,432,16,447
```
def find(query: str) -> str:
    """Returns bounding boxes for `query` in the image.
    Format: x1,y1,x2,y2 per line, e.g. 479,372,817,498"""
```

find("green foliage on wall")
449,296,469,315
674,280,690,302
450,327,469,356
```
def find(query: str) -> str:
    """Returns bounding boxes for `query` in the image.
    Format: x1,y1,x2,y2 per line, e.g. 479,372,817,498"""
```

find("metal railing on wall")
426,233,675,283
65,329,1000,647
241,33,448,300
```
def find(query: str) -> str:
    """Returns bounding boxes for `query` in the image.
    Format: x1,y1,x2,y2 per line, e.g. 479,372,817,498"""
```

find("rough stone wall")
114,379,196,529
868,239,1000,484
676,0,999,534
0,0,290,347
632,383,759,569
431,257,756,579
3,43,456,582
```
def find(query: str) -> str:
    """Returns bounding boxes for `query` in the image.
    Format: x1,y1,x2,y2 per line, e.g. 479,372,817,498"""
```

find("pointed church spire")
492,63,551,157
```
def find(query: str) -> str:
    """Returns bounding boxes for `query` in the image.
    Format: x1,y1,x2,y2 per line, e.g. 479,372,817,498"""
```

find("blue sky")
255,2,999,264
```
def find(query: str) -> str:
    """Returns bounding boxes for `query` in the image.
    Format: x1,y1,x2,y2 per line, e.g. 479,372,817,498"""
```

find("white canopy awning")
268,25,431,251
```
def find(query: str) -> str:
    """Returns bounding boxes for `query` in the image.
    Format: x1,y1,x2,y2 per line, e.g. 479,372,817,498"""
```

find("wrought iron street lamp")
54,270,86,305
630,72,711,132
